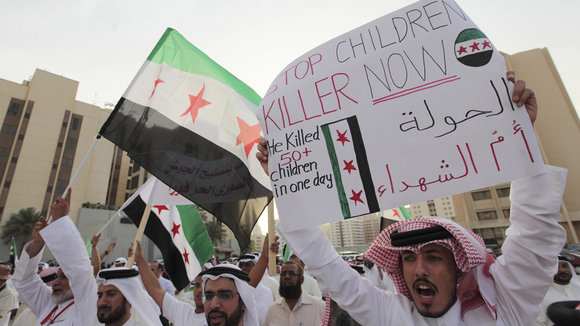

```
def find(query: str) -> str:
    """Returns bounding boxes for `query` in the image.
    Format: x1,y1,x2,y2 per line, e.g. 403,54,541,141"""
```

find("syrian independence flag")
121,177,214,290
380,207,412,231
100,28,272,250
9,237,18,266
321,116,379,219
454,28,494,67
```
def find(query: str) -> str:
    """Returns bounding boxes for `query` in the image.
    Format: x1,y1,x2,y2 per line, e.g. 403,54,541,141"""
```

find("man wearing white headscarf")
97,267,162,325
12,191,101,326
535,256,580,325
239,253,278,305
134,241,260,325
260,73,569,325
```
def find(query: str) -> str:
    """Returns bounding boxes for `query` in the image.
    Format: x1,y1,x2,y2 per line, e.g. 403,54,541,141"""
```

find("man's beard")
279,284,302,299
51,289,74,305
97,298,128,324
206,298,243,326
554,272,572,285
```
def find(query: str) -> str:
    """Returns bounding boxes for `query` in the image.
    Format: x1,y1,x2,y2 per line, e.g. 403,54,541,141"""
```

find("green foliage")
205,220,226,246
1,207,41,249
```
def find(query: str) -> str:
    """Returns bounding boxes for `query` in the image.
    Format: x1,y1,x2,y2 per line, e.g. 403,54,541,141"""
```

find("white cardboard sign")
257,0,545,231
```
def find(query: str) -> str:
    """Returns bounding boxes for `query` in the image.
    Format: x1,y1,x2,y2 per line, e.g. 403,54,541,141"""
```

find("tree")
205,220,226,247
1,207,41,250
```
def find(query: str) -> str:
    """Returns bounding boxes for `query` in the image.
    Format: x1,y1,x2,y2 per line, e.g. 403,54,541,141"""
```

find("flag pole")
48,134,101,223
61,134,101,199
127,205,152,267
267,201,276,276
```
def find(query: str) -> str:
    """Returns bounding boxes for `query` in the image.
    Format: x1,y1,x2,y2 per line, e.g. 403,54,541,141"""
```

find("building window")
497,187,510,198
472,190,492,201
71,117,81,130
502,209,510,218
130,175,139,189
476,210,498,220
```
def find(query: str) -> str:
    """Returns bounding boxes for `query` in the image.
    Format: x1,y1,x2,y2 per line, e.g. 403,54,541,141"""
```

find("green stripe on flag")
177,205,214,266
321,124,350,219
283,244,291,262
399,206,413,220
147,28,262,106
85,237,92,257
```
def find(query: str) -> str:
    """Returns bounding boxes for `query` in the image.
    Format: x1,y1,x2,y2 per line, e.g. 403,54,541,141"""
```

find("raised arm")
90,233,102,277
133,240,165,308
248,234,279,288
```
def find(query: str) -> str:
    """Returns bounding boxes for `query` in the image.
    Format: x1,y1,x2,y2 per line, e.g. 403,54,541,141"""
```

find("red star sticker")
457,46,467,55
482,40,491,49
153,205,169,215
392,209,400,218
349,189,365,206
343,160,357,174
336,130,350,146
182,249,190,264
149,79,164,99
236,117,262,158
171,222,181,238
469,41,480,52
180,85,211,124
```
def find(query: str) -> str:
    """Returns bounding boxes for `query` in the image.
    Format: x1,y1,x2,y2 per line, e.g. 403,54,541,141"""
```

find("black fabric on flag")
123,195,191,290
101,99,272,250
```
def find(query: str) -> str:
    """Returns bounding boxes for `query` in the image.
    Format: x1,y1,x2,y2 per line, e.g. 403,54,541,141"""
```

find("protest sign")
257,0,545,231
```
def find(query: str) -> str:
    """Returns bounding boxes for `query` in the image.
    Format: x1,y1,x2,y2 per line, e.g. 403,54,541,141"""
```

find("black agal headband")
390,225,453,247
98,268,139,280
199,266,250,282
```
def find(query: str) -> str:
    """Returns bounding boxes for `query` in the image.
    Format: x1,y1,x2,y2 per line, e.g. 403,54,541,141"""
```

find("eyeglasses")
203,290,239,303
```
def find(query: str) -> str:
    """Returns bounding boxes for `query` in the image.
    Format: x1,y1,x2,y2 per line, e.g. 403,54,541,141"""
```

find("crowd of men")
0,71,577,326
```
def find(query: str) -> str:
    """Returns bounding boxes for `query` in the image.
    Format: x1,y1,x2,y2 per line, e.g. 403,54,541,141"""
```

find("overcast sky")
3,0,579,233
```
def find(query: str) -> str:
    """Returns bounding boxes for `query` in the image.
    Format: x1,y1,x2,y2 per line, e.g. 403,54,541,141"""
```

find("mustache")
208,309,226,317
412,278,438,292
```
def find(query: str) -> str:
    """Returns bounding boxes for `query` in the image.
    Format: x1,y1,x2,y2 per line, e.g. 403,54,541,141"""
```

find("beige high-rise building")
408,196,456,220
453,48,580,245
0,69,130,227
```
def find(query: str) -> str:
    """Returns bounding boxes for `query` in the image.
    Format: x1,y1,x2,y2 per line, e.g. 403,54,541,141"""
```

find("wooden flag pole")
267,201,276,276
127,205,152,267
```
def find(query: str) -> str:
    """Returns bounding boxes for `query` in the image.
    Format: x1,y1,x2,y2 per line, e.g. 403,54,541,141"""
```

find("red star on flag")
457,46,467,55
182,249,190,264
392,209,400,218
149,79,165,99
180,84,211,124
171,222,181,238
343,160,357,174
482,40,491,49
469,41,480,52
153,205,169,215
236,117,262,158
349,189,365,206
336,130,350,146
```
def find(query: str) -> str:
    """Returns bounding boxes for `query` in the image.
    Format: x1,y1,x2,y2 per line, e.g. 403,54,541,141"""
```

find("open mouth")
208,311,226,324
416,284,435,298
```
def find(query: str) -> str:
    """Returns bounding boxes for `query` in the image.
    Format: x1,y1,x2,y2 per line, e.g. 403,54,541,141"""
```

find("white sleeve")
278,225,415,325
40,216,99,324
11,242,53,317
162,292,202,326
492,166,567,325
0,285,16,321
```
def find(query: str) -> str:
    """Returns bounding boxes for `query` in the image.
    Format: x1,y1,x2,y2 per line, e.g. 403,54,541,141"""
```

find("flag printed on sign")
121,177,214,291
454,28,494,67
99,28,272,250
321,116,378,219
